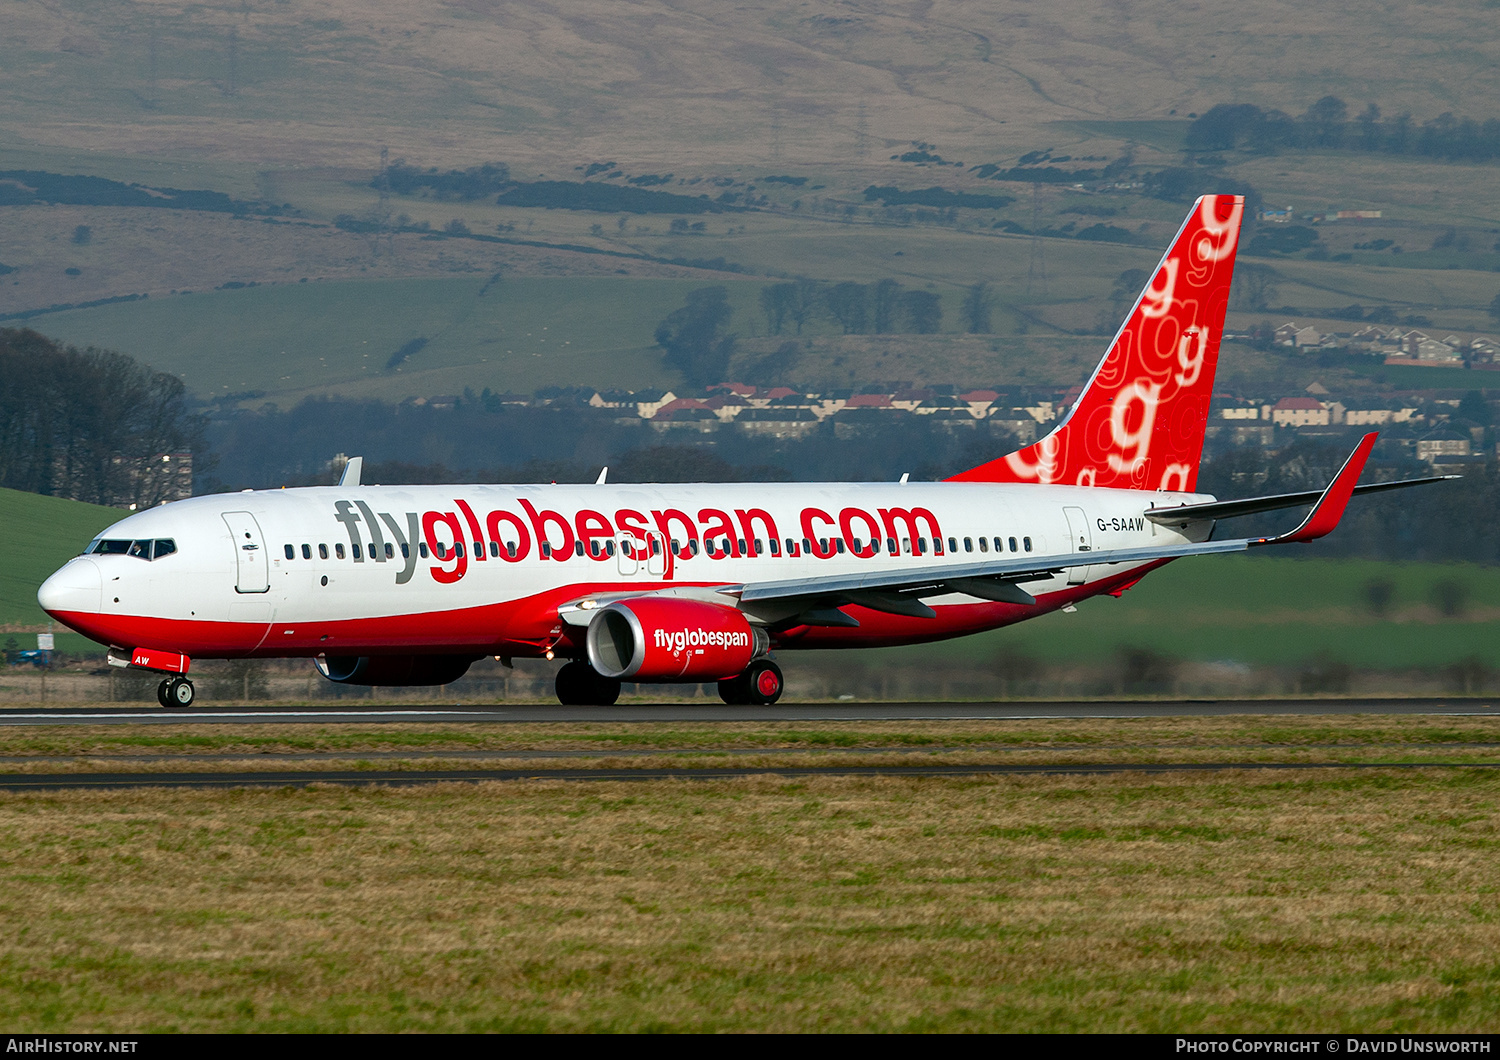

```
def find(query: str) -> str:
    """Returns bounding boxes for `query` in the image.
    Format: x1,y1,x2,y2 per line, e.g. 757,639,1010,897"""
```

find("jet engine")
585,597,766,682
315,654,478,686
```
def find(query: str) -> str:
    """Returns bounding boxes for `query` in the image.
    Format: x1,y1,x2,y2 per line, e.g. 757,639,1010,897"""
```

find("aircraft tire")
555,661,621,706
717,674,750,705
744,659,784,706
166,678,195,708
156,678,173,709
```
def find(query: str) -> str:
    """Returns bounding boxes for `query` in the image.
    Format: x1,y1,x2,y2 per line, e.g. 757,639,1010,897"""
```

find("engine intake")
315,654,478,686
586,598,764,681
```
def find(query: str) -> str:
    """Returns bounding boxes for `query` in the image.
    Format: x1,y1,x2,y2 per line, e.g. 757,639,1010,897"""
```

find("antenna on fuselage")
596,467,608,485
339,456,363,487
899,472,909,484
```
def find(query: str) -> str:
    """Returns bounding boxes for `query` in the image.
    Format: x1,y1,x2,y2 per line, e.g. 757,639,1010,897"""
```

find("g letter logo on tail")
948,194,1244,493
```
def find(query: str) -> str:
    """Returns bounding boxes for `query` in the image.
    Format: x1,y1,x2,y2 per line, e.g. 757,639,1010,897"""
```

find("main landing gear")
718,659,784,706
156,677,195,709
554,661,621,706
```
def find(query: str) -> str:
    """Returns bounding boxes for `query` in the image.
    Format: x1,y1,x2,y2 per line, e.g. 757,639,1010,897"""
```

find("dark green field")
0,489,121,644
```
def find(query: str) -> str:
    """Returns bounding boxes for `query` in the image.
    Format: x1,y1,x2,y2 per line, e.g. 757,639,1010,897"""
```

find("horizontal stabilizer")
1146,474,1456,524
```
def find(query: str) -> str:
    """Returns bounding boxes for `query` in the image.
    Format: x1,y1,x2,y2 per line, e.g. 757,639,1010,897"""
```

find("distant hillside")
0,488,121,630
5,1,1500,172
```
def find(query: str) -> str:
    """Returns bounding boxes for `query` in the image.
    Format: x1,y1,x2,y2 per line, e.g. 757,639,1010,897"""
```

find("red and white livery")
37,197,1442,707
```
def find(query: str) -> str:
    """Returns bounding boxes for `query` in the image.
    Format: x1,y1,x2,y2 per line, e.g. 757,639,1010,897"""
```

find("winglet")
338,456,363,487
1253,432,1377,545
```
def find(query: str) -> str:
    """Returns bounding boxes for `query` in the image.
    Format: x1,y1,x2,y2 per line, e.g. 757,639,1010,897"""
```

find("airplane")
37,195,1447,709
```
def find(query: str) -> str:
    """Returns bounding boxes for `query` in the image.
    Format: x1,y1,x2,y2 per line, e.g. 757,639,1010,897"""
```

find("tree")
1184,103,1266,152
871,279,904,333
1230,262,1280,311
903,290,942,334
759,283,796,335
824,282,869,334
786,279,823,336
1457,390,1491,426
0,328,206,507
1303,95,1349,148
960,282,995,333
654,287,736,386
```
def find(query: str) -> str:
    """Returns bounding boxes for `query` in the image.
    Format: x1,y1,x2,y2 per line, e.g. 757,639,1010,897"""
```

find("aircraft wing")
713,431,1393,625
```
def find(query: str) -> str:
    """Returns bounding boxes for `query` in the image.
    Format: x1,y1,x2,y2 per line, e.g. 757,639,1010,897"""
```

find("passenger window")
786,538,797,556
964,537,973,552
336,543,346,559
979,537,988,552
433,543,446,560
455,542,465,558
737,538,746,554
902,537,911,554
606,540,616,557
1008,537,1017,552
541,542,552,558
576,541,586,558
319,544,329,559
153,539,176,559
386,543,395,559
803,538,813,553
283,544,295,560
835,539,845,555
769,539,780,557
1024,537,1033,552
507,542,517,558
301,544,311,560
852,538,862,552
490,540,500,558
651,539,661,555
887,538,897,554
354,543,364,560
417,543,428,559
948,537,957,553
819,538,828,554
671,538,681,556
917,538,927,554
690,539,700,556
871,539,881,554
400,544,409,559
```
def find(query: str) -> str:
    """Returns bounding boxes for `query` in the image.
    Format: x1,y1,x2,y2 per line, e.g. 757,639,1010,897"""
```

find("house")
1275,322,1321,348
1269,397,1331,427
1416,429,1472,465
734,407,819,439
633,389,678,418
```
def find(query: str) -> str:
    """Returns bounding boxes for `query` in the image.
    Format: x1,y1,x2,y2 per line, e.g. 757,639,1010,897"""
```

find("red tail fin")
950,194,1244,491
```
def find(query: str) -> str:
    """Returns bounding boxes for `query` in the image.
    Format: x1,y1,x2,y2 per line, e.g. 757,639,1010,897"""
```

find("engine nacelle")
315,654,477,686
586,598,763,681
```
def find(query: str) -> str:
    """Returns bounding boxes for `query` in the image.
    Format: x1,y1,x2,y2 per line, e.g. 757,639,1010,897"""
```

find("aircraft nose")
38,559,102,616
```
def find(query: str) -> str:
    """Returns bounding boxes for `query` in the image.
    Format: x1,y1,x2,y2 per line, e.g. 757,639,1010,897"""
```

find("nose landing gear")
156,677,195,709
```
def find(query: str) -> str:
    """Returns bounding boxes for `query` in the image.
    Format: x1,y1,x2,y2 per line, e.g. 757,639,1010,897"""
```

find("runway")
1,760,1497,792
0,697,1497,725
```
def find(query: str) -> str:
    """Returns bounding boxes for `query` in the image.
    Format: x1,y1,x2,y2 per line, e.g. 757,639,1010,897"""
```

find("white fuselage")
39,480,1210,660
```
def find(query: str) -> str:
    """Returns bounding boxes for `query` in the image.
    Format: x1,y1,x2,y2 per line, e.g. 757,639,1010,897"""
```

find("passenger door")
222,511,270,593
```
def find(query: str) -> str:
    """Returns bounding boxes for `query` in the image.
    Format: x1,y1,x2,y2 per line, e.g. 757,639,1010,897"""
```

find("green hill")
0,487,122,640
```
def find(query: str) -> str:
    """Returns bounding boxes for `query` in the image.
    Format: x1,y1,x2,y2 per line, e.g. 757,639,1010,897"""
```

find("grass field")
0,489,121,638
0,715,1498,1030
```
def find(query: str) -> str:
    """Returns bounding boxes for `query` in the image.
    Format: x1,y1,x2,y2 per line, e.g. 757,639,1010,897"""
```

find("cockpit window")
83,538,176,561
